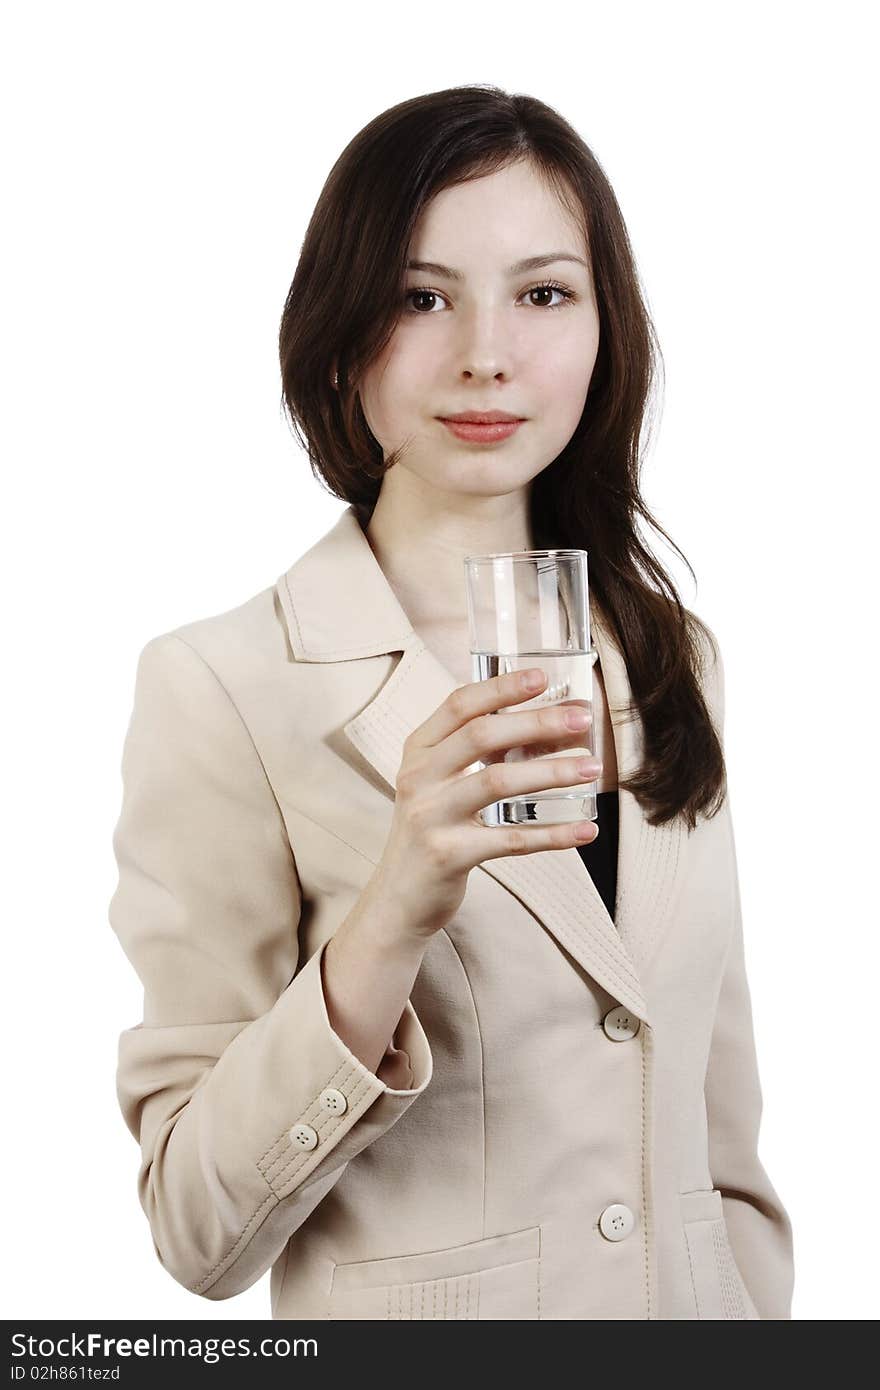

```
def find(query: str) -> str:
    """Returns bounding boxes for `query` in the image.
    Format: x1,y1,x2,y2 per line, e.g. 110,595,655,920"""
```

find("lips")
439,417,524,444
439,411,525,424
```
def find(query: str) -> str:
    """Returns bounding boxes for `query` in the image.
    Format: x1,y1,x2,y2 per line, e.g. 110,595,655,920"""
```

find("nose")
455,304,515,382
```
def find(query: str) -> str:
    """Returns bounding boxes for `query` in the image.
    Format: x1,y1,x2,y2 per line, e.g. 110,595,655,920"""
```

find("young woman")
109,84,795,1320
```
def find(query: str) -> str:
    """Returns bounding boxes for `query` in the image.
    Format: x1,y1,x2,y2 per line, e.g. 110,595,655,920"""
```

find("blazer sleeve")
700,625,796,1319
108,632,433,1301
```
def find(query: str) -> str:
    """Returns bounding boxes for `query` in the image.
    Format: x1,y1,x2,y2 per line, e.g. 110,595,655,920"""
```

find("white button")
599,1203,635,1241
602,1005,640,1041
288,1123,318,1150
319,1087,347,1114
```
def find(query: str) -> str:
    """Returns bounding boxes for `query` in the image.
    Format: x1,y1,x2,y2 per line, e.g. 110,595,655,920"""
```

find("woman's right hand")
371,667,603,942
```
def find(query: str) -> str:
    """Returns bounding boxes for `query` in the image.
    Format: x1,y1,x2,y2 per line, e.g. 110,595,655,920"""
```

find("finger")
480,712,594,765
446,751,603,823
438,697,594,779
409,667,550,752
463,813,599,863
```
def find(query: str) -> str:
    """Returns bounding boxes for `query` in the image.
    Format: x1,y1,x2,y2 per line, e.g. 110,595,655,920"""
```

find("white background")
2,0,876,1322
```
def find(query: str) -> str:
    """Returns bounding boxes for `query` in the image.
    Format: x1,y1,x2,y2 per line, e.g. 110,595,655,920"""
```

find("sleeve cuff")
254,936,433,1203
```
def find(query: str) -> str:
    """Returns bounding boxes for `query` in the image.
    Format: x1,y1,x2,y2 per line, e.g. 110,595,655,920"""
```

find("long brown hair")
279,84,725,830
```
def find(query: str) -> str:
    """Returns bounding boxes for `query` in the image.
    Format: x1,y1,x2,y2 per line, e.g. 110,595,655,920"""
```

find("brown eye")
527,281,575,310
405,289,445,313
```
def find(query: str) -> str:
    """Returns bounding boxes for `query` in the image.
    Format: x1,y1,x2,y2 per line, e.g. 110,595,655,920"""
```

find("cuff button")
319,1087,348,1114
288,1123,319,1150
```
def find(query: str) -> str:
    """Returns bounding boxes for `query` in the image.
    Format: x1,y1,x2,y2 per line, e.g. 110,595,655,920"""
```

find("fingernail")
566,708,591,729
576,758,602,776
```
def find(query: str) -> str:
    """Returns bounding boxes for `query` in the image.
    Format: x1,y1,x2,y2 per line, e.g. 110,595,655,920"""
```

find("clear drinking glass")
463,548,600,828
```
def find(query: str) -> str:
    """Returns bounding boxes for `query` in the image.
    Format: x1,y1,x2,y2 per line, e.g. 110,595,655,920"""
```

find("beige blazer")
108,504,795,1320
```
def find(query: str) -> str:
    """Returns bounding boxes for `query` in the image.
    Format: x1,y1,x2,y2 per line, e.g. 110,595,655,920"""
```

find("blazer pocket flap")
679,1187,724,1224
331,1224,541,1293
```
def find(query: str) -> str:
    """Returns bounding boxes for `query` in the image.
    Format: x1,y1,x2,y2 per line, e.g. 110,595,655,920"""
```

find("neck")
364,473,535,629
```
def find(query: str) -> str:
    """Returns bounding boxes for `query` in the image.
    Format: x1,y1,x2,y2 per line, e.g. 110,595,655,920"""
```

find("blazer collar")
276,506,690,1025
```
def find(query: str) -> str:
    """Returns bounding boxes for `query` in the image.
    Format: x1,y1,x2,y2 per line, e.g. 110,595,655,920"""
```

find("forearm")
322,868,431,1077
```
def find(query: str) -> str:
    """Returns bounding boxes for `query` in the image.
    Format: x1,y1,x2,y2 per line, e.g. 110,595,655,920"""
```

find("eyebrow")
405,252,588,281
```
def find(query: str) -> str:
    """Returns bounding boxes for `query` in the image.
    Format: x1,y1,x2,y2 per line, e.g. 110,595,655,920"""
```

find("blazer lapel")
275,506,690,1026
589,607,690,989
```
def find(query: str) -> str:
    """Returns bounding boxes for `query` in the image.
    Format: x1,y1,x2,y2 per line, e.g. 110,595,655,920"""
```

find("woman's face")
357,158,600,501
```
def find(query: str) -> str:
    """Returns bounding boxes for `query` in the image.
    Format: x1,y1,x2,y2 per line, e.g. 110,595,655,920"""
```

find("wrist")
342,869,435,958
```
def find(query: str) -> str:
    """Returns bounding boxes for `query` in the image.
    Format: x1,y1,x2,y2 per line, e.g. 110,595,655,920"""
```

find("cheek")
532,358,592,414
389,331,439,387
535,326,598,402
367,334,434,412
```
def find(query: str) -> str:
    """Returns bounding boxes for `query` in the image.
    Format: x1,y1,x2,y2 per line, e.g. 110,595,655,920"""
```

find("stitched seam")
354,646,453,760
684,1227,702,1318
269,1069,375,1193
640,1023,652,1318
257,1057,354,1170
713,1222,746,1319
631,819,694,981
636,818,673,967
194,1190,277,1293
510,854,642,992
438,929,486,1238
614,806,645,924
260,1060,356,1180
345,644,432,753
509,854,645,1005
281,573,307,653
